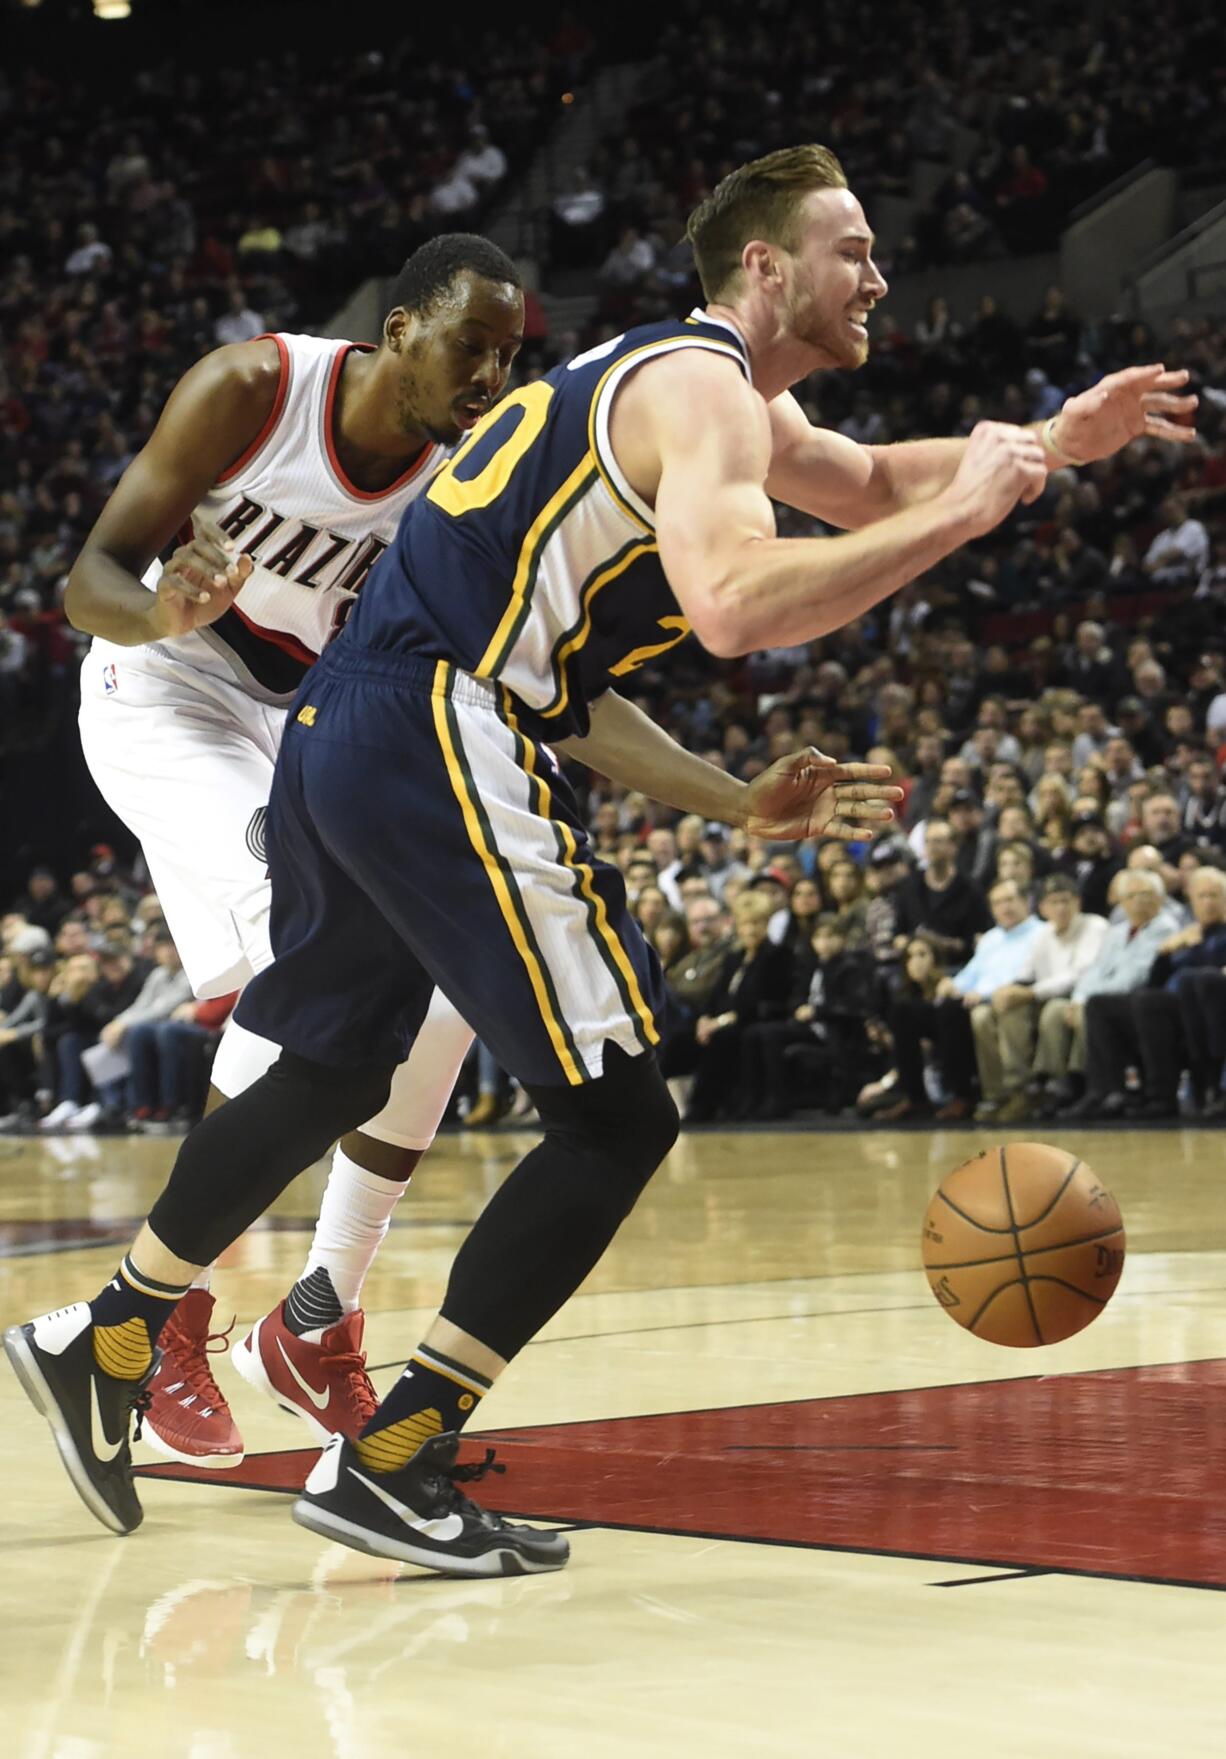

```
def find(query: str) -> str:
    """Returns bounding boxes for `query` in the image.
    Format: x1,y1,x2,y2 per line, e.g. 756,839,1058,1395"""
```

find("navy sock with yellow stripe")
354,1345,491,1474
89,1254,190,1381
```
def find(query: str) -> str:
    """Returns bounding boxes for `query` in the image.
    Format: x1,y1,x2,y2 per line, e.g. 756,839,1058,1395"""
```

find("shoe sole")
3,1325,138,1536
139,1417,244,1469
230,1326,334,1446
290,1497,568,1577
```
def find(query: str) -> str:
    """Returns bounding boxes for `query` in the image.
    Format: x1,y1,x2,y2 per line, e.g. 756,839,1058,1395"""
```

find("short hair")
989,878,1023,902
1120,869,1165,900
686,144,848,300
1042,874,1079,899
387,233,520,318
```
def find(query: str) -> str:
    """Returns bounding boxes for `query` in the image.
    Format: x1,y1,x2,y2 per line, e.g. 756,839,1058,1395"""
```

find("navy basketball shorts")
234,645,663,1088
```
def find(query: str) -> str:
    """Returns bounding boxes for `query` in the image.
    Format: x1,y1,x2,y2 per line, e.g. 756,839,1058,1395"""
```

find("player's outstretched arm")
556,692,902,842
645,352,1046,657
764,366,1197,527
63,342,280,646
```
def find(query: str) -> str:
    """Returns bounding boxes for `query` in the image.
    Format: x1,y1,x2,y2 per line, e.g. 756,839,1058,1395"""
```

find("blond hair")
686,144,848,300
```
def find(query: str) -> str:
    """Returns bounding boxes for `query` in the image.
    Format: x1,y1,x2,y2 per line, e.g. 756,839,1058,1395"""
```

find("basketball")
921,1143,1126,1347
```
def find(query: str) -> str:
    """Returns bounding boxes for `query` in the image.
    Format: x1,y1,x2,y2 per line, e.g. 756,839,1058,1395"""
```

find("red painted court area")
140,1360,1226,1588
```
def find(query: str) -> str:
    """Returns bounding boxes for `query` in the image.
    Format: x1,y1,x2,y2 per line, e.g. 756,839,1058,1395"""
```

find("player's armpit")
64,340,282,641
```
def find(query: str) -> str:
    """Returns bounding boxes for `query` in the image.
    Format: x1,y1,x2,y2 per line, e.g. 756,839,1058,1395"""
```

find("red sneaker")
142,1290,245,1468
230,1302,378,1444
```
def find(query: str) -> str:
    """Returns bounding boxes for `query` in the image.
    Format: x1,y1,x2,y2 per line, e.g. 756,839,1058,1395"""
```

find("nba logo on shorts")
102,662,118,696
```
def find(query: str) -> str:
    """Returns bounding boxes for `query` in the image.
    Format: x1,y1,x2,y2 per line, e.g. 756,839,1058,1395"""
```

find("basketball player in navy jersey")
11,145,1195,1573
60,236,524,1468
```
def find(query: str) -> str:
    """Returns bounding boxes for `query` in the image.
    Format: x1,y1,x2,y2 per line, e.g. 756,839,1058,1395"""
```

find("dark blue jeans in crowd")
56,1031,92,1107
125,1020,213,1116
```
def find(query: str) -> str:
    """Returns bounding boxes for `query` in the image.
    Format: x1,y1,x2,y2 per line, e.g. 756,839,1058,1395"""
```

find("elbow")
688,578,757,659
63,560,94,633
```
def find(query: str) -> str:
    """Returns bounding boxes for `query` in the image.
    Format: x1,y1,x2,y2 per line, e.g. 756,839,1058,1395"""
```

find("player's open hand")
1049,364,1198,465
152,534,253,639
743,747,903,842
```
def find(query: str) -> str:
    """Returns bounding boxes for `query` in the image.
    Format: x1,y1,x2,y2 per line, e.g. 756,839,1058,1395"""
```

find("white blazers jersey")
104,333,446,704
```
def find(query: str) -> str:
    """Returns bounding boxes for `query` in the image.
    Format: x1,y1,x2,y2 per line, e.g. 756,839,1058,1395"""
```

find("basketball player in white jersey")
67,235,525,1468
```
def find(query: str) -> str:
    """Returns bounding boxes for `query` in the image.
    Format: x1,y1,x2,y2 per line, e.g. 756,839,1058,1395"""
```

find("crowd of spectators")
552,0,1226,296
1,852,232,1135
0,22,592,721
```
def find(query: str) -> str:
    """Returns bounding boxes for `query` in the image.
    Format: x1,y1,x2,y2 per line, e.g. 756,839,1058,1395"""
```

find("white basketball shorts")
78,645,473,1148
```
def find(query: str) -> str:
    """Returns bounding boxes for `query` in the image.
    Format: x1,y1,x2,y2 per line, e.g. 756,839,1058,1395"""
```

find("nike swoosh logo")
90,1378,123,1463
351,1468,465,1542
276,1338,331,1410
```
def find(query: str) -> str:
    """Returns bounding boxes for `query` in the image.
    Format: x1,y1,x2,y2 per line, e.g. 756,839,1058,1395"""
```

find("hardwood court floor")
2,1123,1225,1758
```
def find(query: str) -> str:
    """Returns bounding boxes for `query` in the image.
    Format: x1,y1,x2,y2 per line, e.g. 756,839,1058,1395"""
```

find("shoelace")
131,1383,153,1444
164,1312,236,1411
449,1447,506,1487
321,1346,379,1425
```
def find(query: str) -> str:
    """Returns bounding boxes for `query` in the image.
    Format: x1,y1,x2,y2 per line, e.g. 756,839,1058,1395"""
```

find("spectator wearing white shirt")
213,288,265,346
430,164,480,217
455,126,507,192
65,222,113,278
1143,494,1210,588
599,226,656,289
1010,875,1110,1115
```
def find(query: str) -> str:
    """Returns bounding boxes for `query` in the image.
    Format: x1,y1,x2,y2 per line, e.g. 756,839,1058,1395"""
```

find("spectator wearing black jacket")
896,819,991,965
41,948,144,1123
0,948,56,1122
737,918,881,1120
684,894,793,1123
1054,812,1122,917
1182,758,1226,848
1091,867,1226,1119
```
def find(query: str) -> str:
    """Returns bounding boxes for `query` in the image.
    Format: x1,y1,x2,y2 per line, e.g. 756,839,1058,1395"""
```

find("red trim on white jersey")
217,335,292,486
322,344,437,502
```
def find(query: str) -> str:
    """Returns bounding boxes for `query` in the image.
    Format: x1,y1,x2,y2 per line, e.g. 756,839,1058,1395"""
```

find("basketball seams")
925,1223,1127,1272
936,1189,1013,1234
1000,1146,1044,1346
1013,1155,1082,1230
1024,1276,1109,1308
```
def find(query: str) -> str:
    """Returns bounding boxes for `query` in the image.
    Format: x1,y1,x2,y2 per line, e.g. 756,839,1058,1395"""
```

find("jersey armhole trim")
217,334,292,486
588,337,752,533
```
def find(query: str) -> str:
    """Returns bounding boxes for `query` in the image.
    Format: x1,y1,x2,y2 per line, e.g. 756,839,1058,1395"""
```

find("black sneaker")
293,1431,571,1578
3,1302,156,1535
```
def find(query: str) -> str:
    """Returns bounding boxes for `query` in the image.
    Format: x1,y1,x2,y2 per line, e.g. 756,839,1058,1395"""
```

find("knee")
270,1050,395,1123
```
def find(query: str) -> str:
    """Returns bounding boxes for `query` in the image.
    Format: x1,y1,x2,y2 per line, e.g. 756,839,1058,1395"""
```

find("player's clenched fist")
944,421,1048,537
152,535,253,639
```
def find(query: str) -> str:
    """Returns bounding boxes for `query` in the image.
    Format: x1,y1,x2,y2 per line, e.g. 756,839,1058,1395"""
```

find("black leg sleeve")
438,1043,678,1361
147,1052,396,1266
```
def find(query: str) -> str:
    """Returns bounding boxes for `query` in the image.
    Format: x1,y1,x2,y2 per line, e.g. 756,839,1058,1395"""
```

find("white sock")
190,1268,212,1292
289,1146,409,1329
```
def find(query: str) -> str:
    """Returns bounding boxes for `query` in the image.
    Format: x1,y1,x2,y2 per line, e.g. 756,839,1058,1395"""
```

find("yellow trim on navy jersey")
537,533,659,720
586,335,751,533
430,662,584,1084
500,691,659,1054
474,453,599,680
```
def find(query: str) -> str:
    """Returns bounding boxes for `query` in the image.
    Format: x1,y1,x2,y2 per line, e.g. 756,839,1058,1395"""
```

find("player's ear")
742,239,780,290
383,306,415,352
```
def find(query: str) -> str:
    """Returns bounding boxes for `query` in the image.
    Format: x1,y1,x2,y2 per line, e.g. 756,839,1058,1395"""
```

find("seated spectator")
932,879,1043,1122
95,931,193,1123
863,842,913,967
738,916,880,1120
14,866,68,935
39,947,140,1131
213,287,265,346
1059,871,1182,1116
823,858,869,947
879,931,980,1124
1075,867,1226,1120
896,818,991,966
993,840,1039,907
430,161,480,220
857,937,944,1118
684,894,793,1124
778,876,822,953
0,948,56,1127
1142,495,1210,589
454,125,507,194
1053,810,1122,917
125,991,235,1130
550,166,607,268
1182,757,1226,848
1013,876,1110,1118
660,893,732,1084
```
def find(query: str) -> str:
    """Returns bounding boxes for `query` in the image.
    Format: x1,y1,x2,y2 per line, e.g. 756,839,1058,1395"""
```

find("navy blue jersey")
345,311,752,738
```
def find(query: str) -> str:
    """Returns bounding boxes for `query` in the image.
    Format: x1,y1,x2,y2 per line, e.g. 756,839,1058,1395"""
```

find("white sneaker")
38,1100,78,1133
65,1103,102,1133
